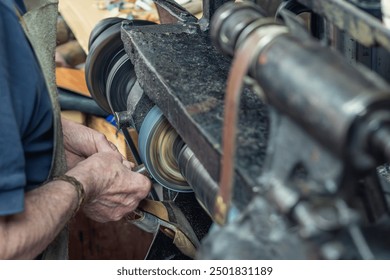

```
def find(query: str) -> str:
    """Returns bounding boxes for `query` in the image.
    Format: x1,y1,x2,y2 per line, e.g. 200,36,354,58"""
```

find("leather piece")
139,199,170,221
131,199,200,258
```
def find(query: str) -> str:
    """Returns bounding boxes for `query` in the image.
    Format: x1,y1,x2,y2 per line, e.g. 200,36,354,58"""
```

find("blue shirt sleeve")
14,0,27,14
0,1,54,216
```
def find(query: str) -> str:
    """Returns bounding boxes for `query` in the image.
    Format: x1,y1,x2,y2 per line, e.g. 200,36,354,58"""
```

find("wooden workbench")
59,0,112,53
58,0,158,53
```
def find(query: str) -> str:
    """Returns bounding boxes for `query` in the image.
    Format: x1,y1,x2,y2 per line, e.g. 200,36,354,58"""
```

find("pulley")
85,18,155,113
106,51,137,112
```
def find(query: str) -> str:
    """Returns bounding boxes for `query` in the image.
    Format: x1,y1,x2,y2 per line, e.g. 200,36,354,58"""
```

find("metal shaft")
175,143,219,216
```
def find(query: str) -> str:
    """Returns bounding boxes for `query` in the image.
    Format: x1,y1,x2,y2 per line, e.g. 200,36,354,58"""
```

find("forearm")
0,150,151,259
0,180,78,259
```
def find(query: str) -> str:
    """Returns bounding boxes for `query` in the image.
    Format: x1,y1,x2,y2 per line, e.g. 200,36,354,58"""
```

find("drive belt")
214,32,262,225
214,24,287,225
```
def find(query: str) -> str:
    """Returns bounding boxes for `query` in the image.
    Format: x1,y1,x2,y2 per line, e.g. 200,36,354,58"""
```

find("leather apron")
20,0,68,259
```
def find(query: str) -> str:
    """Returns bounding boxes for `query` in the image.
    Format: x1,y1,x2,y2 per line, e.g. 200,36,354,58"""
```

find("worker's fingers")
123,160,132,169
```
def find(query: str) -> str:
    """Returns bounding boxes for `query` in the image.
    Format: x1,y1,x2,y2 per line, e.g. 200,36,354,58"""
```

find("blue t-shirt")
0,0,54,215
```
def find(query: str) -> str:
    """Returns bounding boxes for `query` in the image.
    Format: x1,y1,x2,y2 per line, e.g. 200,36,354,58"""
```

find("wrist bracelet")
51,175,85,216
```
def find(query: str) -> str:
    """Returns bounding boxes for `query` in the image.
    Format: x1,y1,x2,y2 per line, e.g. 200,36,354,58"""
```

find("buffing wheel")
138,106,192,192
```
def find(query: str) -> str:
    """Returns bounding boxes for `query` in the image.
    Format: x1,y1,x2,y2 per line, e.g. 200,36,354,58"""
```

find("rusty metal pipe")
212,2,390,165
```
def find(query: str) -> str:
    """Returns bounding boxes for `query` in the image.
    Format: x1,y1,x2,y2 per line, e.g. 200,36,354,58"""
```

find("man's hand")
0,140,150,259
66,151,151,223
62,117,119,169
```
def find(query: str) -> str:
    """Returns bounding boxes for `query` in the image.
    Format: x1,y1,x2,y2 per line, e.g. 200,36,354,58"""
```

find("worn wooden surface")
58,0,113,53
61,110,87,125
56,67,91,97
69,212,153,260
58,0,159,53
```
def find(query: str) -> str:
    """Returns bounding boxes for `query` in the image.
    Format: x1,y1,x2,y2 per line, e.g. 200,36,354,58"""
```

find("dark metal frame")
296,0,390,51
122,0,267,210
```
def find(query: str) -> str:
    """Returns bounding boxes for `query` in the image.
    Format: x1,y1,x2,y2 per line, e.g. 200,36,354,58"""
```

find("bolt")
114,111,134,129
